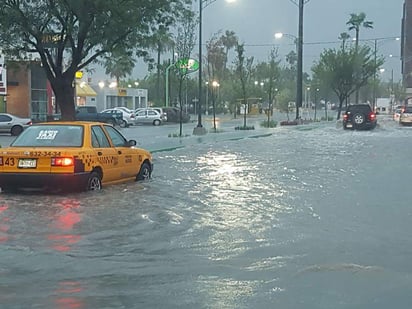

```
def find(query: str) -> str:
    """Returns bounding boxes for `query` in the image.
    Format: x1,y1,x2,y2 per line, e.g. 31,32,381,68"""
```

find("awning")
76,82,97,97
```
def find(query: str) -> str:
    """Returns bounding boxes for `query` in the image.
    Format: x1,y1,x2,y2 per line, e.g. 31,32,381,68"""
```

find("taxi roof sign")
75,71,83,79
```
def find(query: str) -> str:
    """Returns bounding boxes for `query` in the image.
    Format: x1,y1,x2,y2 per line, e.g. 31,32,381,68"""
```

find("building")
402,0,412,96
93,85,148,111
0,59,149,118
3,61,49,121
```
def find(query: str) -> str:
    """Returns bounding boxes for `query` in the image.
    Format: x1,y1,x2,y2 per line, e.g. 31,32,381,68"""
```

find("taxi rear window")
11,125,84,147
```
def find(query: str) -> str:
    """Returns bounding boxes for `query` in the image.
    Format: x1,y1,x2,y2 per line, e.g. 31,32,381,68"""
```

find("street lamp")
275,31,302,120
369,37,400,110
211,80,220,131
193,0,236,136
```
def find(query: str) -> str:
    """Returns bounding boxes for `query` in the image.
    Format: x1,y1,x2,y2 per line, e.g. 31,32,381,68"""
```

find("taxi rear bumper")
0,172,90,191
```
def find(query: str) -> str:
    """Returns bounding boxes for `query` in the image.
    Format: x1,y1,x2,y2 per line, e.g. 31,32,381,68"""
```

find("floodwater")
1,119,412,308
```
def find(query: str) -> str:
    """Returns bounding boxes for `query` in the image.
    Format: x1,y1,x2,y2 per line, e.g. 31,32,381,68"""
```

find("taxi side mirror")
127,140,137,147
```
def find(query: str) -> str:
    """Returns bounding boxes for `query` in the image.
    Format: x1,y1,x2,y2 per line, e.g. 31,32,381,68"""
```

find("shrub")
168,133,191,138
260,120,277,128
235,125,255,130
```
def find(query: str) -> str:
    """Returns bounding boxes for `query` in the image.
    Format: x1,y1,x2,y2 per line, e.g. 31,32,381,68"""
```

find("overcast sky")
123,0,404,83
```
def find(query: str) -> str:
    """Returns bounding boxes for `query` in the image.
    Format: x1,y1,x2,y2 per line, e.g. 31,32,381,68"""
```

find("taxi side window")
104,125,127,147
91,126,111,148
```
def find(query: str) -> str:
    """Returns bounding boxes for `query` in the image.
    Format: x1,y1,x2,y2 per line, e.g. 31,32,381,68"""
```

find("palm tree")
346,12,373,49
338,32,351,51
220,30,238,74
104,49,135,86
346,12,373,103
148,26,175,102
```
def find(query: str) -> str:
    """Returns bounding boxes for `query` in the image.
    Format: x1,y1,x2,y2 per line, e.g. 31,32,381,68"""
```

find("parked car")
342,104,377,130
393,107,402,122
0,122,153,192
0,113,32,136
75,106,122,126
102,107,135,127
135,109,163,126
135,107,167,122
150,107,168,122
163,107,191,123
399,106,412,126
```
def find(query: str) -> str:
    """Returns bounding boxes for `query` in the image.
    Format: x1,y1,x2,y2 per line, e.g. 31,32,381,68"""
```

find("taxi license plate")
18,159,37,168
346,124,353,128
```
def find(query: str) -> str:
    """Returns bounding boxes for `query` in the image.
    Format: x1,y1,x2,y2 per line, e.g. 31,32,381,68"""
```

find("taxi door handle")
98,151,102,156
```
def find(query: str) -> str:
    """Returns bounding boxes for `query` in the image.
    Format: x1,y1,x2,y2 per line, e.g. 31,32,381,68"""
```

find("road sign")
175,58,199,74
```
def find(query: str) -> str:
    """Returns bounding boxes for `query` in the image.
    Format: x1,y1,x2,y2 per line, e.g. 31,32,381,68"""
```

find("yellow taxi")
0,122,153,192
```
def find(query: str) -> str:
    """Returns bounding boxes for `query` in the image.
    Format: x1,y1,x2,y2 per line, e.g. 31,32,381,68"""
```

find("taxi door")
90,125,119,182
103,125,140,179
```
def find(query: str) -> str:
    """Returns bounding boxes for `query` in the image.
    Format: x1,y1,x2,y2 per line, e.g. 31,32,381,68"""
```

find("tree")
147,25,175,103
312,45,383,119
254,49,281,124
346,12,373,47
0,0,190,120
234,43,254,128
346,12,373,103
338,32,351,51
174,10,197,137
103,49,135,86
220,30,238,76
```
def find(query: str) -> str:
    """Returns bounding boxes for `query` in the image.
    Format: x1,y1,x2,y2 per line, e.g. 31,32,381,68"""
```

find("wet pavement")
1,114,412,308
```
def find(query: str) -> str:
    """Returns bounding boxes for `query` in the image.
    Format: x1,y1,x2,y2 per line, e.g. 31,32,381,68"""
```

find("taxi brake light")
51,157,74,166
343,114,348,121
369,112,376,120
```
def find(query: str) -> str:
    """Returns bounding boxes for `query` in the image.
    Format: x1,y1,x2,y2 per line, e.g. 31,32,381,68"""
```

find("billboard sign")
0,55,6,95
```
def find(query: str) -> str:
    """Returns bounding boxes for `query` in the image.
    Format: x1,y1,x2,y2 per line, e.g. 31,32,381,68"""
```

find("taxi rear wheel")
137,162,151,181
87,172,102,191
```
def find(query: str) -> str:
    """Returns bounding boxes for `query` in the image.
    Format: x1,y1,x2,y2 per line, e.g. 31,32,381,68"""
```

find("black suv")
342,104,377,130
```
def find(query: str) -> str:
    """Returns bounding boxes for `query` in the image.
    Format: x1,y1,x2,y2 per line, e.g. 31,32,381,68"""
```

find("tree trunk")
178,77,184,137
54,77,76,120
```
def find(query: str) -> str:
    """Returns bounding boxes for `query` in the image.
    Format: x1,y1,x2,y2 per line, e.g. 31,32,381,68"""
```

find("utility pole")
290,0,310,120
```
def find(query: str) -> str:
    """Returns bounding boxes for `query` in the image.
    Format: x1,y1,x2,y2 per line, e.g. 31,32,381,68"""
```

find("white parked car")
135,109,163,126
0,113,32,136
135,107,167,122
393,108,402,122
399,106,412,126
102,107,136,127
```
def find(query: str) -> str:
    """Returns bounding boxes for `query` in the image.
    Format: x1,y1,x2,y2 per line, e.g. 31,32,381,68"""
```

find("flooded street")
1,118,412,308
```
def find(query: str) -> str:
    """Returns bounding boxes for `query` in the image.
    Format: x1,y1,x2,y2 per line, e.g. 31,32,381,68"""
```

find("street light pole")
296,0,304,121
193,0,236,135
193,0,210,135
373,39,377,111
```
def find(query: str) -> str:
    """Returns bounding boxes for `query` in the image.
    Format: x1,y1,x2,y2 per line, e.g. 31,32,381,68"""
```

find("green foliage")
0,0,191,119
168,133,191,138
235,125,255,130
312,45,384,109
320,116,335,121
208,128,225,133
260,120,277,128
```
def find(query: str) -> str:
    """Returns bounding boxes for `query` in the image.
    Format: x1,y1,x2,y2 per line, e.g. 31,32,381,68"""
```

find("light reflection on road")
0,204,10,243
48,198,82,252
1,120,412,308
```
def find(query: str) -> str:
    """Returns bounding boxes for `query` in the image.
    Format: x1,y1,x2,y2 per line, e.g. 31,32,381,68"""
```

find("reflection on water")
0,204,10,243
54,281,85,309
48,199,82,252
1,122,412,308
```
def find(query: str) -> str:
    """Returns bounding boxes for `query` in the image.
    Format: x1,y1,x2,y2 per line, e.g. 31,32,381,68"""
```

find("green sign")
175,58,199,74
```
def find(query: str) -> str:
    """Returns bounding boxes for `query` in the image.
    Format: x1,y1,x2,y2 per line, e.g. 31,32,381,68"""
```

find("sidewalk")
144,114,277,153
